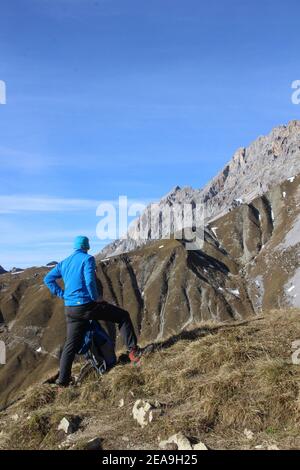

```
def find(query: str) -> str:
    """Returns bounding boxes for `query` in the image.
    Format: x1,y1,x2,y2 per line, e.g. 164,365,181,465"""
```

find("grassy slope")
1,309,300,450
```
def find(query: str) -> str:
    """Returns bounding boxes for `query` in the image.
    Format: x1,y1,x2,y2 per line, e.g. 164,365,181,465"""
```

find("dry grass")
2,309,300,450
22,384,56,411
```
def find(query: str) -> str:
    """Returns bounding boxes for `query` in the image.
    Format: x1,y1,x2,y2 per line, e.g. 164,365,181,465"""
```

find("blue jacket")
44,249,100,306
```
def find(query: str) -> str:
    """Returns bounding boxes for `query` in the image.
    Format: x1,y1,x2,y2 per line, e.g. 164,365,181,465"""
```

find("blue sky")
0,0,299,269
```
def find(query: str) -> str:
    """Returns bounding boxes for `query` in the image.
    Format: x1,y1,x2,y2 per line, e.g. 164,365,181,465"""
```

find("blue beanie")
73,235,90,251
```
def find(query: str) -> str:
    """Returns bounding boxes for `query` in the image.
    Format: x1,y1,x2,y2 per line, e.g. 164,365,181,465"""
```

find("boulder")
132,399,162,428
193,441,208,450
244,428,254,440
57,416,80,434
132,400,153,428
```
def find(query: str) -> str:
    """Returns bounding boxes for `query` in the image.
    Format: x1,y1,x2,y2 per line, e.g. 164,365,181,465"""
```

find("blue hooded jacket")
44,249,100,306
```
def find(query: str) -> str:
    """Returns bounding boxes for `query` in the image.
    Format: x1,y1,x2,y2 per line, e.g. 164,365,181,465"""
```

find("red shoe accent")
129,347,141,365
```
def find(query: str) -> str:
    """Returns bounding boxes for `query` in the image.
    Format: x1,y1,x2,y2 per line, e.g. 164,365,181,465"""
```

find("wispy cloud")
0,194,155,214
0,146,61,174
0,195,100,213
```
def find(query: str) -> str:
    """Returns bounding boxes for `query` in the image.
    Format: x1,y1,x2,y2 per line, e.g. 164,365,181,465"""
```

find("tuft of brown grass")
22,384,56,411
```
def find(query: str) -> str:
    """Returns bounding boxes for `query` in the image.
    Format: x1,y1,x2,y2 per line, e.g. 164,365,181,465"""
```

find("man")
44,235,141,387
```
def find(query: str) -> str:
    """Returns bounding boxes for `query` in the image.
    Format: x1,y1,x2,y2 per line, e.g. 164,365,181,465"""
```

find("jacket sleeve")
83,257,99,301
44,264,64,298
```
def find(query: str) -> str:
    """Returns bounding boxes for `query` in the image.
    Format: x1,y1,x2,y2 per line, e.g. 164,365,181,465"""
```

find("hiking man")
44,235,141,387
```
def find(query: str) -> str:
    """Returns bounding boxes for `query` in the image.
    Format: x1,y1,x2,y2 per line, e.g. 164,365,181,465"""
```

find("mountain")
100,120,300,258
0,173,299,409
0,266,7,275
0,121,299,419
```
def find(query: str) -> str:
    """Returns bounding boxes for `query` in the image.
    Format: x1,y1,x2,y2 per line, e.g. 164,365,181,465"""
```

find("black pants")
58,301,137,385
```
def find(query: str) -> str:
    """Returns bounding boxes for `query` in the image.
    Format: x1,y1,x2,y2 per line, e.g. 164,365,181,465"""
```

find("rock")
57,417,79,434
159,432,193,451
291,339,300,350
82,437,102,450
118,398,125,408
132,400,153,428
164,442,178,450
244,428,254,440
11,413,19,422
291,348,300,365
193,442,208,450
132,399,162,428
10,267,23,273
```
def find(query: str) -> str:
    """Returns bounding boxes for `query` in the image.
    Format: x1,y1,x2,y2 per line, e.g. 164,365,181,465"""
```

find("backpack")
77,320,117,377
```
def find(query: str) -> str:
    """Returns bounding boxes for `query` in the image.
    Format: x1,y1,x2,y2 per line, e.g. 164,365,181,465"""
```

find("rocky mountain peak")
99,120,300,258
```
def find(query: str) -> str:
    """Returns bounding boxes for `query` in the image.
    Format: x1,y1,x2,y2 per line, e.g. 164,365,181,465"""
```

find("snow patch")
227,288,240,297
285,268,300,308
271,209,275,222
211,227,218,237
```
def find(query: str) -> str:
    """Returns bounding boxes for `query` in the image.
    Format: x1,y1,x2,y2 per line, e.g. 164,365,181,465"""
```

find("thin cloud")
0,146,62,174
0,195,99,213
0,194,155,214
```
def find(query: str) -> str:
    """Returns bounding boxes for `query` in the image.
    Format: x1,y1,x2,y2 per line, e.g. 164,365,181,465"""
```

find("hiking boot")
128,347,142,366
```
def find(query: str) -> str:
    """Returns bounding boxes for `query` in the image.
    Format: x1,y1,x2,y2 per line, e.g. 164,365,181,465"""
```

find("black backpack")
77,320,117,381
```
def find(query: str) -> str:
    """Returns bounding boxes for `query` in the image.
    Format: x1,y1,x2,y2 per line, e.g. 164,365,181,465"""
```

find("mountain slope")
1,309,300,450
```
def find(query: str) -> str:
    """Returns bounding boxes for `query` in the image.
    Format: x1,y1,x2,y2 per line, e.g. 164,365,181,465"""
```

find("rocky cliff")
100,120,300,258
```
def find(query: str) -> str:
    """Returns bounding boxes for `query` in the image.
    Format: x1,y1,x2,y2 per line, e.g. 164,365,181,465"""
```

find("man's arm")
83,257,101,301
44,264,64,298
